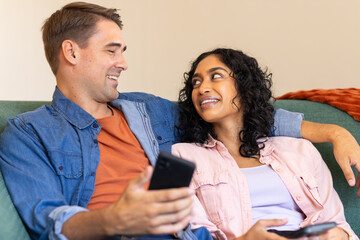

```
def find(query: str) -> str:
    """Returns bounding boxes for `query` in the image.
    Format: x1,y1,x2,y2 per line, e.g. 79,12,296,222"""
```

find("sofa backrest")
0,100,359,237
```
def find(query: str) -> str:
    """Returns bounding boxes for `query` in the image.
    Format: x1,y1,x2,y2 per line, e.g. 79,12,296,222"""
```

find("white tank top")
241,164,304,230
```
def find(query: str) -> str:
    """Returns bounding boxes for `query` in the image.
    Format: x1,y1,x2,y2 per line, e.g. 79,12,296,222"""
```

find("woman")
172,48,358,240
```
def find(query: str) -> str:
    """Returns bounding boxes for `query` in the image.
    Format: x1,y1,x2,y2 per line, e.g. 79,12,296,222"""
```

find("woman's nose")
198,80,211,94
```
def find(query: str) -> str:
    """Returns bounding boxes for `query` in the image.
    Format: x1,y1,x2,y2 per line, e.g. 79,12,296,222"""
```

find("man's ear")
61,40,79,65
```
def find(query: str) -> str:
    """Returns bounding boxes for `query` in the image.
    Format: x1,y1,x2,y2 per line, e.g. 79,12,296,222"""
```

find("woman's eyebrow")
192,73,201,79
193,67,229,79
208,67,228,73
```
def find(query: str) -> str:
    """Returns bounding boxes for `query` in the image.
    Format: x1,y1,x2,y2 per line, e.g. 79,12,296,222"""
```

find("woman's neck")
213,115,243,148
213,118,261,168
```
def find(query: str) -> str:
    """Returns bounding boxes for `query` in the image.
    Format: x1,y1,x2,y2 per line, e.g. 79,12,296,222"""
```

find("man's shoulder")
118,92,173,103
7,104,65,129
10,104,51,121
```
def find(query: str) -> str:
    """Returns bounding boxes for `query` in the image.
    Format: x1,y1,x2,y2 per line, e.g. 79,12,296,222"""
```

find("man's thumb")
128,165,153,190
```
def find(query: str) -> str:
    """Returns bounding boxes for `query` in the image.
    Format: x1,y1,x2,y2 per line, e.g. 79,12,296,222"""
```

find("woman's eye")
192,79,201,86
108,50,115,53
213,73,222,79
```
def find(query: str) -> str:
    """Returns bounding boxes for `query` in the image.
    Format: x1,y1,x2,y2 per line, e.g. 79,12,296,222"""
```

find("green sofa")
0,99,359,239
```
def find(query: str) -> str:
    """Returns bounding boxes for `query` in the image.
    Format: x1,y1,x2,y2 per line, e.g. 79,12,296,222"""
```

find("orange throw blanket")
276,88,360,121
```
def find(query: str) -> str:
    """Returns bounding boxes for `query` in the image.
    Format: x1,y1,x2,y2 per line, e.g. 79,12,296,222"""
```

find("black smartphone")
148,151,196,190
267,222,337,239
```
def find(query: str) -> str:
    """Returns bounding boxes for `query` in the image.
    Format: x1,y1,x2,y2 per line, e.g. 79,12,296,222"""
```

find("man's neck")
56,83,113,119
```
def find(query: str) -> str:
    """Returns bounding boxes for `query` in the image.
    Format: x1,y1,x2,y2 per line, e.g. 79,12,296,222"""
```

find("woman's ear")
61,40,78,65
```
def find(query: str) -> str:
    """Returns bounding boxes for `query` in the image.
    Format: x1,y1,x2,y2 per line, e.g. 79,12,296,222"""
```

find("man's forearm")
62,208,111,240
300,120,341,143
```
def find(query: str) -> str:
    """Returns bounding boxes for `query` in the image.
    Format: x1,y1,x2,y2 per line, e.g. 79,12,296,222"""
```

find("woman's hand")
317,227,349,240
236,219,288,240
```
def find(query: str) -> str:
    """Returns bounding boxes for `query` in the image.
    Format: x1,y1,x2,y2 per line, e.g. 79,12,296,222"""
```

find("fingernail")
348,179,355,186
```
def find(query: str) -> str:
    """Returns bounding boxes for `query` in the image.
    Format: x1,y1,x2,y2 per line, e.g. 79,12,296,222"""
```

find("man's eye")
108,50,115,53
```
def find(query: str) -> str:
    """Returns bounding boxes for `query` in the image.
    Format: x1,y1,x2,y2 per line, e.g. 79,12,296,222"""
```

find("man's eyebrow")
105,42,127,52
192,67,229,79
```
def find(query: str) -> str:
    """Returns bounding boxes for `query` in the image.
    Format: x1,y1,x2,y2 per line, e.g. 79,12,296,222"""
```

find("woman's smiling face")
191,54,242,124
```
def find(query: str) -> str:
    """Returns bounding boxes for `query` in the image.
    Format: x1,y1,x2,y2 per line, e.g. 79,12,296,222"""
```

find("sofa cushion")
0,170,30,239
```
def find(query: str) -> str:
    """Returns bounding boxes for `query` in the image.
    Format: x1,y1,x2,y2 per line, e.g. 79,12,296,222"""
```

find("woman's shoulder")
172,142,202,151
268,136,315,151
265,136,322,166
172,142,222,166
172,142,209,159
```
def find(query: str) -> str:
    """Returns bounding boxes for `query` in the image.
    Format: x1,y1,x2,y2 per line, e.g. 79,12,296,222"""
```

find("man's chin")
109,91,119,101
103,89,119,103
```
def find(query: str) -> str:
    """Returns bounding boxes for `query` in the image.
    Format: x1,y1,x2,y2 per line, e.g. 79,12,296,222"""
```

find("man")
0,2,359,240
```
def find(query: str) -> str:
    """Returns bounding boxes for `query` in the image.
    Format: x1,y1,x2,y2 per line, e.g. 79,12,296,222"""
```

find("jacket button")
58,165,64,171
157,136,162,140
91,171,96,176
93,123,99,128
93,139,98,144
296,195,302,201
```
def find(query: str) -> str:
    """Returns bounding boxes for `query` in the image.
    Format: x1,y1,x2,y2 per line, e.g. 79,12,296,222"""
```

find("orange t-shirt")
87,106,150,210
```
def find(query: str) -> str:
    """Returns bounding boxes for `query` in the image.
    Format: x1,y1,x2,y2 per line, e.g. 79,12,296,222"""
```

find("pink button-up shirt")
172,136,358,240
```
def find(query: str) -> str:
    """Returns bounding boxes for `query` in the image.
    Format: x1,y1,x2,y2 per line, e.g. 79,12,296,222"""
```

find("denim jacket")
0,88,303,240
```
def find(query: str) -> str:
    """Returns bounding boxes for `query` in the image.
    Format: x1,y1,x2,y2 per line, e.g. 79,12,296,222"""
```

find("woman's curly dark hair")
177,48,274,158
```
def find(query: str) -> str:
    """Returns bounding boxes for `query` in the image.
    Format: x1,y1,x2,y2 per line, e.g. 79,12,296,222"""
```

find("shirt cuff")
272,109,304,138
176,224,198,240
48,205,89,240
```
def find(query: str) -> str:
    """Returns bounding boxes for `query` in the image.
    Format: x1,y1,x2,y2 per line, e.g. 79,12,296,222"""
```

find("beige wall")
1,0,359,101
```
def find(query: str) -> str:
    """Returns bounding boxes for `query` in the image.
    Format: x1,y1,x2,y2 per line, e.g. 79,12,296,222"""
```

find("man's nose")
116,53,128,70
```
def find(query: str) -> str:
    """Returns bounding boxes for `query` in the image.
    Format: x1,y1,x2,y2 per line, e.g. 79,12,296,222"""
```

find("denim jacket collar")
51,87,97,129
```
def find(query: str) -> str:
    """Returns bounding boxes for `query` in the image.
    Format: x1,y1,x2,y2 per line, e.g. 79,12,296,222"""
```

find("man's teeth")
107,75,118,80
201,99,219,105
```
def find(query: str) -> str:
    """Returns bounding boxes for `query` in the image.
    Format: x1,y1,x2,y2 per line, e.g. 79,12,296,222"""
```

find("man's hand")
331,126,360,196
301,121,360,197
103,166,194,236
62,166,194,239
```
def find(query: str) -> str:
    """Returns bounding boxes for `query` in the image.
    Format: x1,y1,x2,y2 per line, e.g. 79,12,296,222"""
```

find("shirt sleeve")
48,206,89,240
190,195,228,240
0,117,84,240
172,146,228,240
271,109,304,138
